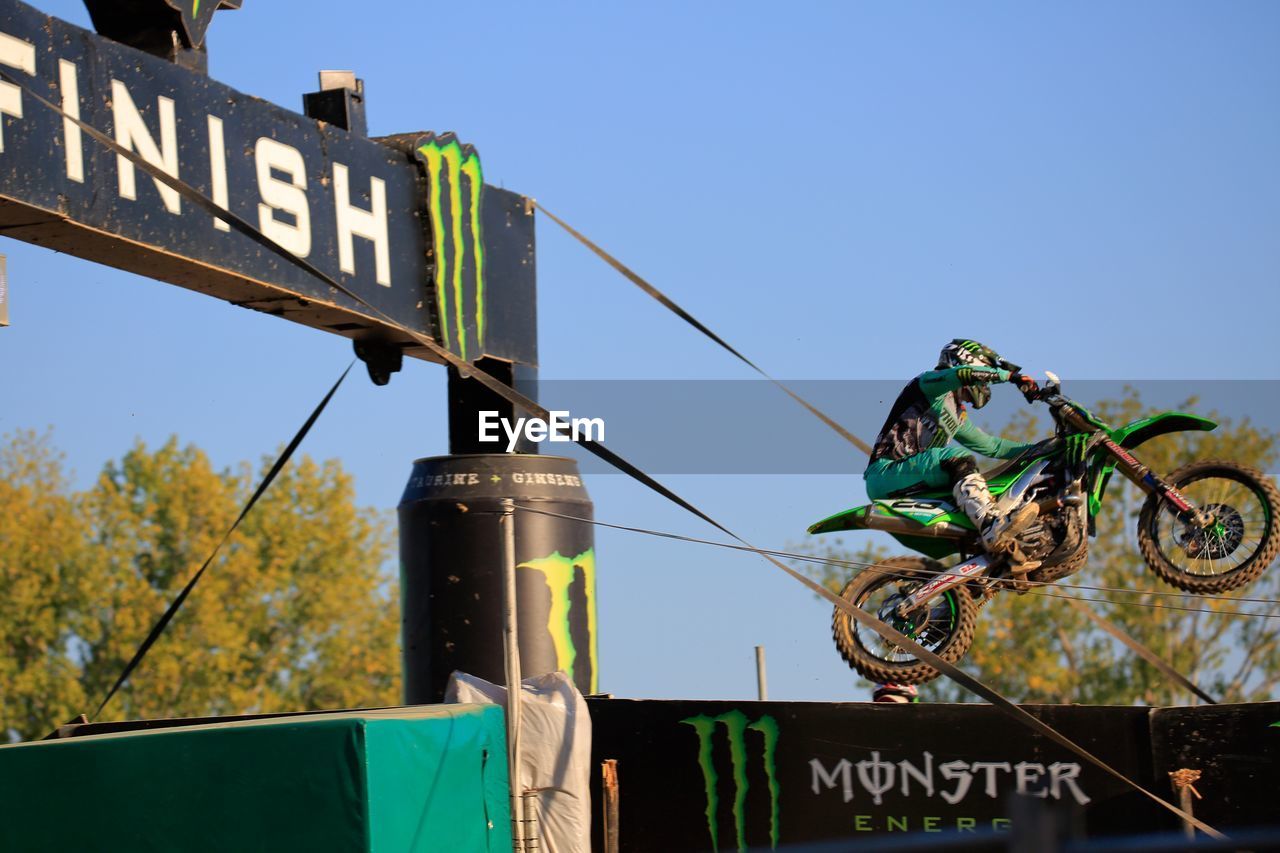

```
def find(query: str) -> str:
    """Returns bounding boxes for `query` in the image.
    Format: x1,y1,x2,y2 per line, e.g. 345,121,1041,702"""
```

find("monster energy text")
809,752,1091,806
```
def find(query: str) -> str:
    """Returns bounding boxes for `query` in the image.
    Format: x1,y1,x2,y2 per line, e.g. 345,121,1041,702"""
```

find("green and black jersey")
869,366,1027,463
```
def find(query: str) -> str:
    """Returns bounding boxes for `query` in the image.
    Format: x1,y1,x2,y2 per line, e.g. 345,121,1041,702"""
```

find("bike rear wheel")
831,556,977,685
1137,460,1280,595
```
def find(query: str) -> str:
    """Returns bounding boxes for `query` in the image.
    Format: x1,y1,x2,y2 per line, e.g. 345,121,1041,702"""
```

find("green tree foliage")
0,433,398,741
796,390,1280,706
0,432,96,740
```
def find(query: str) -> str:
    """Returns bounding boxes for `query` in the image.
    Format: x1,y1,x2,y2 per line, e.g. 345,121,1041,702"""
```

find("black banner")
1149,700,1280,831
587,699,1172,850
0,0,534,364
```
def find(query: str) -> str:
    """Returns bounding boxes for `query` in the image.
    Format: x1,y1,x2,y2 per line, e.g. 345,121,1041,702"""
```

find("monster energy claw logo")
519,549,598,693
682,710,780,852
416,133,485,361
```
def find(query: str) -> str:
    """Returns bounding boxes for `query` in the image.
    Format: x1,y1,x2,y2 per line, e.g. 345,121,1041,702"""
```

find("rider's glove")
1012,374,1039,402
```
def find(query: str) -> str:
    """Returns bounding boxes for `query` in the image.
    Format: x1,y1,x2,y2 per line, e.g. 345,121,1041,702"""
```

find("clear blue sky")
3,1,1278,703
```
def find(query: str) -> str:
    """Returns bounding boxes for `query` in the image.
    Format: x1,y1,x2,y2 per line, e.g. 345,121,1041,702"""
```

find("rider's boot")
952,473,1040,570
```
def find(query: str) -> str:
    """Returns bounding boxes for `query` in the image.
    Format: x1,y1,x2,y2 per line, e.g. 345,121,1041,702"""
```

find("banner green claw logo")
681,710,780,852
416,133,485,361
519,549,598,693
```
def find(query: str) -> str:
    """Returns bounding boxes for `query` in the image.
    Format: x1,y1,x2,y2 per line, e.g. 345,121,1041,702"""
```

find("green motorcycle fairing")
809,411,1215,562
808,446,1060,560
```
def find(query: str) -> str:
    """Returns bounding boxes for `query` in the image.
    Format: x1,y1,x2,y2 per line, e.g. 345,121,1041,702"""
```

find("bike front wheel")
1138,460,1280,595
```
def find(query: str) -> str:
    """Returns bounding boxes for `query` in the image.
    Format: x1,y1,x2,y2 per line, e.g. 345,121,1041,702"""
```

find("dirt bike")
808,372,1280,685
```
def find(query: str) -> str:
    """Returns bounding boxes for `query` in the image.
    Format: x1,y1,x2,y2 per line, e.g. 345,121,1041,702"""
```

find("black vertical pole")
446,357,540,455
398,454,597,703
399,357,598,703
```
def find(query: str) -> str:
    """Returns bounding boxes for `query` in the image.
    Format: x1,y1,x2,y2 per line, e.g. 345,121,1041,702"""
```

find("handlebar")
1023,373,1108,434
1022,370,1063,404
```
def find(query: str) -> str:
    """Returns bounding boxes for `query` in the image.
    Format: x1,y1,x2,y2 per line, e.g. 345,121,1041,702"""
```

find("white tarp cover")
446,671,591,853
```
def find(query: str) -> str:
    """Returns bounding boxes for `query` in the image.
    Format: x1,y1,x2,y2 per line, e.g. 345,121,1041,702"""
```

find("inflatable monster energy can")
398,454,597,703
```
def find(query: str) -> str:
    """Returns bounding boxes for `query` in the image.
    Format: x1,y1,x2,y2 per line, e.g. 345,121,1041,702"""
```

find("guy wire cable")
533,201,874,456
518,504,1280,606
13,62,1216,705
512,504,1280,618
532,201,1225,705
94,362,355,719
6,71,1224,836
1031,590,1280,620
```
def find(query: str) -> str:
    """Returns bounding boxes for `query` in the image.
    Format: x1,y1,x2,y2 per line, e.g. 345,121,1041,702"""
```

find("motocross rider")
865,339,1041,567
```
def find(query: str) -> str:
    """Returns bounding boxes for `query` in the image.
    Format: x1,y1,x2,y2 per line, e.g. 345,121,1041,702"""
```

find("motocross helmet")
872,683,920,704
936,338,1018,409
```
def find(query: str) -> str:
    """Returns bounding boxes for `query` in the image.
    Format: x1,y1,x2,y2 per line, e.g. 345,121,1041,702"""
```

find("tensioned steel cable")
532,201,875,456
753,542,1280,608
1032,589,1280,619
17,73,1234,607
520,507,1276,606
514,505,1280,621
94,362,354,718
783,551,1280,607
533,201,1226,705
6,71,1225,836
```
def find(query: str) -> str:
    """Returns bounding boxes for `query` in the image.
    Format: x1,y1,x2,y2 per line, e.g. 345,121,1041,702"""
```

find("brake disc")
1179,503,1245,559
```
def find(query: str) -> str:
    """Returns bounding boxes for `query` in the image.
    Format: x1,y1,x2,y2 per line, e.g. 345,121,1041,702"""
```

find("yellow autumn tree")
0,433,400,741
0,431,98,740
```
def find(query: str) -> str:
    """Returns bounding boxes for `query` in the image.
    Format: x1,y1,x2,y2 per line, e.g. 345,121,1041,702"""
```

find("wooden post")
602,759,620,853
1168,768,1203,840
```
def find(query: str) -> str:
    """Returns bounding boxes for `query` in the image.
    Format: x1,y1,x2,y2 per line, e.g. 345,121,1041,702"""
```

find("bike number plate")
878,499,953,525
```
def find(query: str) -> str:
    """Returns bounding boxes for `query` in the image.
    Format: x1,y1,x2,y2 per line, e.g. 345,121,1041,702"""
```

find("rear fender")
808,505,874,535
807,505,967,560
808,499,972,536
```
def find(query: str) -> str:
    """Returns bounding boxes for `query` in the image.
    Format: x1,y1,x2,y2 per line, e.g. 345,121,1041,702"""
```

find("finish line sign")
0,0,535,364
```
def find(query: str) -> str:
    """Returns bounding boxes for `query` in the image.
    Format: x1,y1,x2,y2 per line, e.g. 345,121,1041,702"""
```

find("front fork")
1057,403,1211,528
1096,437,1211,528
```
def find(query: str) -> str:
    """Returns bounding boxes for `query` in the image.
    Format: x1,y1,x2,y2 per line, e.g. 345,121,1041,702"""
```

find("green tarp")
0,705,512,852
